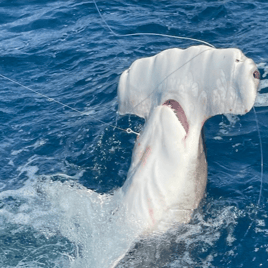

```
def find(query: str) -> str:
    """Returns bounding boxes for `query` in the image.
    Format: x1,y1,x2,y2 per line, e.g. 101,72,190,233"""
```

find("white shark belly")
120,105,207,233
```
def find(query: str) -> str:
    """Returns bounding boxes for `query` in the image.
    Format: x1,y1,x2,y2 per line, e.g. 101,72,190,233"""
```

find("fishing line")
93,0,215,127
242,106,264,239
93,0,215,48
2,1,215,138
0,73,139,136
253,107,264,207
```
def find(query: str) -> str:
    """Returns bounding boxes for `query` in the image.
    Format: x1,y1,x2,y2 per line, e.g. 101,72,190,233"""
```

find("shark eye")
253,70,260,79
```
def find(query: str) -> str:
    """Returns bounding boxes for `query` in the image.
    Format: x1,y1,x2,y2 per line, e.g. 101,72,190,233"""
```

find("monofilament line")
243,107,264,239
0,73,138,136
93,0,215,49
253,107,263,207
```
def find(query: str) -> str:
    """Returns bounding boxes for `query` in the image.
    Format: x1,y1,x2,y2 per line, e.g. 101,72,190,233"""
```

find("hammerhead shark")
109,45,260,267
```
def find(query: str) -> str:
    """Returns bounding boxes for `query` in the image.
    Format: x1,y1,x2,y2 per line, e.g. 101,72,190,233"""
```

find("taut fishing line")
0,73,139,136
253,107,264,208
242,107,264,238
0,1,215,137
92,0,217,121
93,0,215,48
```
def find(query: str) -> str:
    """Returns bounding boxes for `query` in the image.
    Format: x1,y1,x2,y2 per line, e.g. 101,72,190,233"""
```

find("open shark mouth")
163,99,189,134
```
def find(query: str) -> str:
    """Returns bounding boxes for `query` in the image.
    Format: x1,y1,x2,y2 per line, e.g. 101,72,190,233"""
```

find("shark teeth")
163,99,189,134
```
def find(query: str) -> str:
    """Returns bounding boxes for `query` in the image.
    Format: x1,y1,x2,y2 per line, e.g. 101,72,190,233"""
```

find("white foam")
258,79,268,91
0,165,142,268
254,93,268,107
11,148,27,156
224,114,240,126
10,139,47,156
257,63,268,78
0,170,260,267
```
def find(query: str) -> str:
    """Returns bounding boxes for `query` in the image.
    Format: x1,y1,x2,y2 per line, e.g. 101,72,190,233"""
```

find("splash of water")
0,165,142,268
0,163,253,268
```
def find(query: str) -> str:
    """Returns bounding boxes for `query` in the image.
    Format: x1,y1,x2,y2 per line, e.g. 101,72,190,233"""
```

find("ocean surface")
0,0,268,267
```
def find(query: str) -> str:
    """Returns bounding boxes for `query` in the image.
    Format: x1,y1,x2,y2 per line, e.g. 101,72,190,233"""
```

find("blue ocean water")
0,0,268,267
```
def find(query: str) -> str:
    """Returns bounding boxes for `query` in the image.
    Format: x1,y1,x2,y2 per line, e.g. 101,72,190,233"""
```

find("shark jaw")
163,99,189,135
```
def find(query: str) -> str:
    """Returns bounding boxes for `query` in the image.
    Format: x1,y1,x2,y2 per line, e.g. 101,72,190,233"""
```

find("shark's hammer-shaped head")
118,45,260,135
